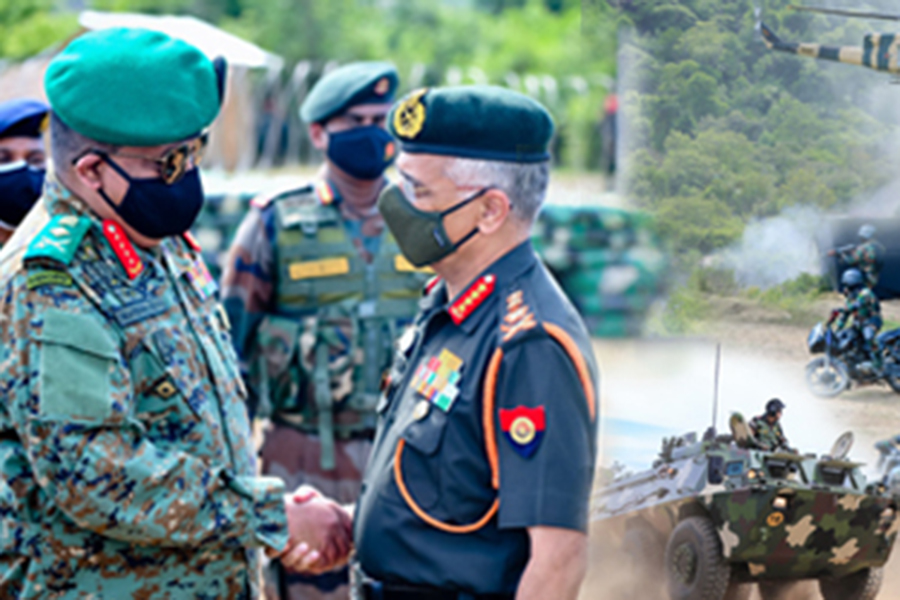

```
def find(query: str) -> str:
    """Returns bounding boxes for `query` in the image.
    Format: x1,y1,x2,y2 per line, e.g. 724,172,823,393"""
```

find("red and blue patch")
499,406,546,458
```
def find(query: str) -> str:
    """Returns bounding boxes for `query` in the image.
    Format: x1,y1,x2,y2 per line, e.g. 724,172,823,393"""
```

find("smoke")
715,206,827,289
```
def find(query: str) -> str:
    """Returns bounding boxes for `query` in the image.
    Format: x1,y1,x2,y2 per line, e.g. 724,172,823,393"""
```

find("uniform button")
413,400,430,421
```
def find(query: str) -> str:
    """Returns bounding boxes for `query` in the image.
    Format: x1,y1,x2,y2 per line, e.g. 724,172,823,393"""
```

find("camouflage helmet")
841,268,865,290
859,224,876,240
765,398,786,415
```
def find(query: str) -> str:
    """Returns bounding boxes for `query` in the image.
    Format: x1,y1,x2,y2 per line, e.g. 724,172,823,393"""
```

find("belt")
361,581,513,600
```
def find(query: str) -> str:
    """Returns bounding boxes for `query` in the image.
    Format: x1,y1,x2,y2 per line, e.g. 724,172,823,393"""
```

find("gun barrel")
760,23,898,74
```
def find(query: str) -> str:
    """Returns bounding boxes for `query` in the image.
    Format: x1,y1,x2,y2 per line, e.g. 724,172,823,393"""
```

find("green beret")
300,61,398,124
388,85,554,163
45,28,223,146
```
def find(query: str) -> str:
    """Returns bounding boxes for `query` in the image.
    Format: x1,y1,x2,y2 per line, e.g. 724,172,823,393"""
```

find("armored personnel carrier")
591,417,899,600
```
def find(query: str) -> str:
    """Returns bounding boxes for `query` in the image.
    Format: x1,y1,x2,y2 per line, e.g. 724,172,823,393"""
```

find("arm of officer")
517,527,587,600
492,333,596,600
2,297,288,552
220,204,276,379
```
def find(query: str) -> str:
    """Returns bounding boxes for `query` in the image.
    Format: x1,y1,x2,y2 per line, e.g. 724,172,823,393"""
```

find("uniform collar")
444,240,539,334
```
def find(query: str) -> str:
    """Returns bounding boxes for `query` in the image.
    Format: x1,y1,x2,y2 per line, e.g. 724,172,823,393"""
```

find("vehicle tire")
819,568,883,600
883,351,900,394
665,516,731,600
805,357,849,398
757,581,799,600
623,525,664,599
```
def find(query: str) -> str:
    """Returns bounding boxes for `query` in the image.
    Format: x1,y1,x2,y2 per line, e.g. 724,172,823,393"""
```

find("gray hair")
443,157,550,223
50,113,118,170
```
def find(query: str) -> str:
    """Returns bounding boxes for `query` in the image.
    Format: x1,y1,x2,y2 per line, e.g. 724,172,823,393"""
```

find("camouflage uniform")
220,181,428,599
836,286,883,363
748,415,789,451
0,176,288,599
841,240,883,288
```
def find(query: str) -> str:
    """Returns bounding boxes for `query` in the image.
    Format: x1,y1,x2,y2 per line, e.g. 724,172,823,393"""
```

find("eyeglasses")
77,132,209,185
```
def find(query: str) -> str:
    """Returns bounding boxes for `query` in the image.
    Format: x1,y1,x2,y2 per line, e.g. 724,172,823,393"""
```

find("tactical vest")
256,185,430,469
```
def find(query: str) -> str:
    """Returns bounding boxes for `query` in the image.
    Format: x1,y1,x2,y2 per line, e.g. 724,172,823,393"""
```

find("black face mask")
96,155,204,239
0,161,44,226
326,125,396,180
377,183,489,267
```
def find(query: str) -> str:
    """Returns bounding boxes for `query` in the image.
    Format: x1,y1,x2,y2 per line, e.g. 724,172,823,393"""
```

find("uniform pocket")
393,407,448,510
37,310,118,422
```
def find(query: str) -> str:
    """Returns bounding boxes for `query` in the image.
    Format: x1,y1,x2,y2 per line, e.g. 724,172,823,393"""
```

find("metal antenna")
712,343,722,432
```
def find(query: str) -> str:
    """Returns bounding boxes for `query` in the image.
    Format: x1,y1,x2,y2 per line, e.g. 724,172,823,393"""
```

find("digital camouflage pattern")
592,422,899,589
836,287,881,330
0,175,287,599
219,180,428,600
842,241,883,288
748,415,789,452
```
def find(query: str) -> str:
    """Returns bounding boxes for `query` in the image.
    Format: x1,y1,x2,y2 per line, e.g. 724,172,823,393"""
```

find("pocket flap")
402,406,447,456
37,308,118,359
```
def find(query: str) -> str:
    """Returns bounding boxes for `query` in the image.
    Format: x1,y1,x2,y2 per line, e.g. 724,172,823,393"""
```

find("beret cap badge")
374,77,390,96
393,88,428,140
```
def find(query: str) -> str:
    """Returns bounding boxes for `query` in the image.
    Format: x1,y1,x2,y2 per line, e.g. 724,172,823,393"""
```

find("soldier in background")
835,268,883,371
220,62,430,599
0,99,50,245
749,399,790,452
830,224,884,288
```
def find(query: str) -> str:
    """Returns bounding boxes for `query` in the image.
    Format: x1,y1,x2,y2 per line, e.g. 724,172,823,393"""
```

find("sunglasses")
77,132,209,185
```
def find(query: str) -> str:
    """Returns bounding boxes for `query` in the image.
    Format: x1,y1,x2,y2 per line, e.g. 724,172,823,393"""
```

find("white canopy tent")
0,11,284,172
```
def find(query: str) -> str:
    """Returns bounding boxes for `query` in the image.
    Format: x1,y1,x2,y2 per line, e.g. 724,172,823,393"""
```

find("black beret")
388,85,554,163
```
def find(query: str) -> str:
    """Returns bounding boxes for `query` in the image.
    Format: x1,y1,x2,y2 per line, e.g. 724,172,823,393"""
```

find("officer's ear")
308,122,328,151
71,153,105,191
476,188,511,235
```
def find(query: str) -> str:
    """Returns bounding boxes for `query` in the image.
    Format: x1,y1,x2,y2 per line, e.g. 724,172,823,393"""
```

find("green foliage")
0,0,617,171
621,0,898,255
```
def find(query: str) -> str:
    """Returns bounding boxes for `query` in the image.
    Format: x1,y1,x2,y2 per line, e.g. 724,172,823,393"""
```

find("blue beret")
0,99,50,139
300,61,398,124
389,86,554,163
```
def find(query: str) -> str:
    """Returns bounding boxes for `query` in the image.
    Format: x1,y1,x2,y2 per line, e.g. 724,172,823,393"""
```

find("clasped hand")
269,486,354,575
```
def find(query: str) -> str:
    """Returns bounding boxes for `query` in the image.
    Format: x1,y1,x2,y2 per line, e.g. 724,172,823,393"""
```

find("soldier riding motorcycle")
806,269,900,396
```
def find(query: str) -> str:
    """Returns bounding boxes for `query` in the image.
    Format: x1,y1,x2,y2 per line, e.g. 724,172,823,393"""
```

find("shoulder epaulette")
251,184,315,210
424,275,443,296
316,181,338,206
24,214,91,268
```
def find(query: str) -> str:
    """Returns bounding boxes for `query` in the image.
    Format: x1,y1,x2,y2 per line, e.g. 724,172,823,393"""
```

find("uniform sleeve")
493,336,596,533
220,205,276,370
1,289,288,552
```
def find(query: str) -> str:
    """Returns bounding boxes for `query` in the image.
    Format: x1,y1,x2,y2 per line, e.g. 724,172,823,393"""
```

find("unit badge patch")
411,348,463,412
500,406,546,458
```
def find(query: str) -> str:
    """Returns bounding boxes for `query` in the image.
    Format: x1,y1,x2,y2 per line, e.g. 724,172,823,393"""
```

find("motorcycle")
805,310,900,397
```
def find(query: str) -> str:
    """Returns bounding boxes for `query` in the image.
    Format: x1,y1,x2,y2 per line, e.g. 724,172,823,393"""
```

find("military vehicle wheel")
883,354,900,394
757,581,799,600
623,525,664,598
819,568,883,600
665,516,731,600
805,357,849,397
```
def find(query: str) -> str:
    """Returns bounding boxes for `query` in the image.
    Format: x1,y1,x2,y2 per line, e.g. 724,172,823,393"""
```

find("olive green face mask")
377,183,490,268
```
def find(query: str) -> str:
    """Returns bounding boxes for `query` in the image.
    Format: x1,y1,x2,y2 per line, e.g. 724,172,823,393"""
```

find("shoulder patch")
276,189,339,232
251,184,315,210
27,270,73,290
24,214,91,267
499,289,537,343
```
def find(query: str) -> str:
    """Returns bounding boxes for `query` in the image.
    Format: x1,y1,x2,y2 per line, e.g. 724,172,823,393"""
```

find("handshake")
269,485,354,575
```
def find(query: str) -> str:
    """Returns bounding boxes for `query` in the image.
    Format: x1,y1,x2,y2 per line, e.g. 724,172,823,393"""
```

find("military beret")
300,61,398,124
0,99,50,139
45,28,224,147
388,85,554,163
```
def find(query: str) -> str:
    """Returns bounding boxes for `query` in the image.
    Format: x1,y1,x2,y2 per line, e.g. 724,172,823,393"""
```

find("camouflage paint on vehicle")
592,426,899,583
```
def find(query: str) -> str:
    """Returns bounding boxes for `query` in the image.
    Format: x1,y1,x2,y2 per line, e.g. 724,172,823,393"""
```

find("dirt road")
580,302,900,600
